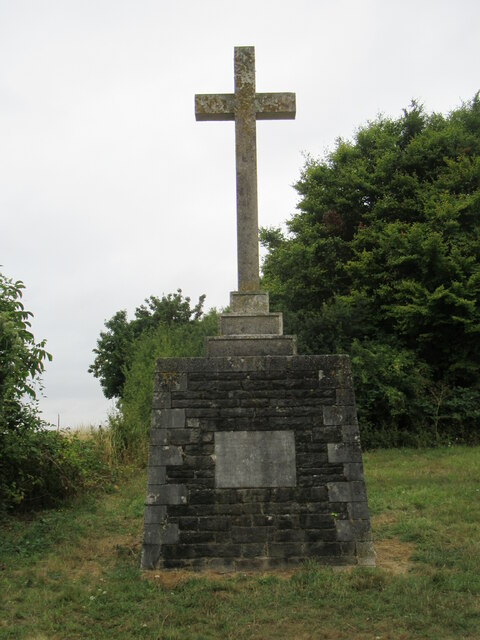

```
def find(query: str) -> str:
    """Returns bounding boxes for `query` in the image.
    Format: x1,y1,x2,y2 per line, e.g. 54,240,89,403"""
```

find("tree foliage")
261,96,480,447
0,272,51,433
89,290,206,399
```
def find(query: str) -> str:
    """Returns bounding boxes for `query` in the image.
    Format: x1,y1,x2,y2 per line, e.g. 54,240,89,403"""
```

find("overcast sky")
1,0,479,427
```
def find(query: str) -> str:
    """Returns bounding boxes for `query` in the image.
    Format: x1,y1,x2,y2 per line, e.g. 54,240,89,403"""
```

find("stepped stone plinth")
206,291,296,357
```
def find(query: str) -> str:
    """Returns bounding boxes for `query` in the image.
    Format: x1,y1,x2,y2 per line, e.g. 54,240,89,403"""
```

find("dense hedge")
261,97,480,448
1,424,113,512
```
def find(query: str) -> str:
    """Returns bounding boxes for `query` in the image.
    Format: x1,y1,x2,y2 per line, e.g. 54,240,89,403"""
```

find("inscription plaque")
215,430,296,488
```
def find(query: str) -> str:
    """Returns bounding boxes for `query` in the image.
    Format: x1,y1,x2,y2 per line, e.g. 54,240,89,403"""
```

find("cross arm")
255,92,296,120
195,93,235,121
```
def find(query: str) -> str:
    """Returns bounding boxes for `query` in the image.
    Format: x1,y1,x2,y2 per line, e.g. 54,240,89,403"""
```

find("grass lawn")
1,446,479,639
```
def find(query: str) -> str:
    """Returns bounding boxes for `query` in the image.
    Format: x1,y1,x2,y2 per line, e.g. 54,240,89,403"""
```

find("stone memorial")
141,47,375,571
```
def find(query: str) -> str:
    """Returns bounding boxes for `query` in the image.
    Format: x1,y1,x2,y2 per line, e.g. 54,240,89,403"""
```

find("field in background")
1,446,479,639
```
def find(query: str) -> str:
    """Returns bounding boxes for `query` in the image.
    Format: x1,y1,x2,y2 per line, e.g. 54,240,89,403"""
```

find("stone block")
230,291,269,314
323,405,358,426
151,408,186,430
146,484,188,505
219,313,283,336
143,505,167,524
155,372,188,392
150,429,168,445
327,442,363,464
140,544,161,569
147,466,166,484
356,541,376,566
143,523,179,545
327,481,367,503
312,426,342,442
343,463,365,481
299,513,335,529
215,430,296,488
335,519,371,542
148,446,183,466
168,429,200,445
347,502,370,520
152,390,171,409
341,424,361,443
205,335,297,357
232,526,272,543
336,388,356,404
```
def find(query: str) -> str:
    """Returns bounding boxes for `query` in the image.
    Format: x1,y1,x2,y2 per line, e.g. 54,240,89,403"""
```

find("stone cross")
195,46,296,293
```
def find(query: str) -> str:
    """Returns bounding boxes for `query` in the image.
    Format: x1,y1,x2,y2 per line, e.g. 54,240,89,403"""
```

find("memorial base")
141,355,375,571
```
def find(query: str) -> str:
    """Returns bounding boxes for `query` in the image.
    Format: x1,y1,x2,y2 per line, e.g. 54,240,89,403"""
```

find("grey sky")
1,0,479,426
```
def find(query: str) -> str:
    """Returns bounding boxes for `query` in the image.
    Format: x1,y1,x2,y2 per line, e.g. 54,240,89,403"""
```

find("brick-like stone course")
141,355,374,570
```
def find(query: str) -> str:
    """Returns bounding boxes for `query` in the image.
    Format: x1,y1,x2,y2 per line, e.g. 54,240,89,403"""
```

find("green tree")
261,96,480,447
89,290,206,399
0,272,51,432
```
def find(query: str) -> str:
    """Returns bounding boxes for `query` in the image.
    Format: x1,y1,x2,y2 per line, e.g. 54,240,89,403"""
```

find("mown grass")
0,446,479,639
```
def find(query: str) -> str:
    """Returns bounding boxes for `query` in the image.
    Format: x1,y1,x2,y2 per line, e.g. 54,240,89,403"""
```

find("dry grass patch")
374,538,414,575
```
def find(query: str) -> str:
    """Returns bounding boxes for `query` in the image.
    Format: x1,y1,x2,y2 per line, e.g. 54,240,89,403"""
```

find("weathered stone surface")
335,519,372,542
215,430,296,488
336,388,356,405
148,446,183,467
195,47,295,292
356,541,376,566
145,484,188,506
343,462,365,481
205,335,297,357
323,405,358,426
342,424,361,443
219,313,282,336
156,372,188,393
141,544,161,569
154,354,351,375
143,523,179,546
147,466,166,484
152,390,171,409
150,428,168,445
230,291,269,314
327,481,367,503
151,408,186,430
327,442,363,464
348,501,370,519
143,505,167,524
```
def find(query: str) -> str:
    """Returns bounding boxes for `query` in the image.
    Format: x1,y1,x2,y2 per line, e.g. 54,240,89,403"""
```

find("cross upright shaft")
195,47,295,293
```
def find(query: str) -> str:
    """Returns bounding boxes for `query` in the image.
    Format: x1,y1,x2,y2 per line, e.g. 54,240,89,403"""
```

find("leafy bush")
0,271,113,513
1,426,113,512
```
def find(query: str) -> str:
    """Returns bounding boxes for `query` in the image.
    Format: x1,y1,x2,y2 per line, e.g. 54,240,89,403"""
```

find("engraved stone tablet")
215,431,296,488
